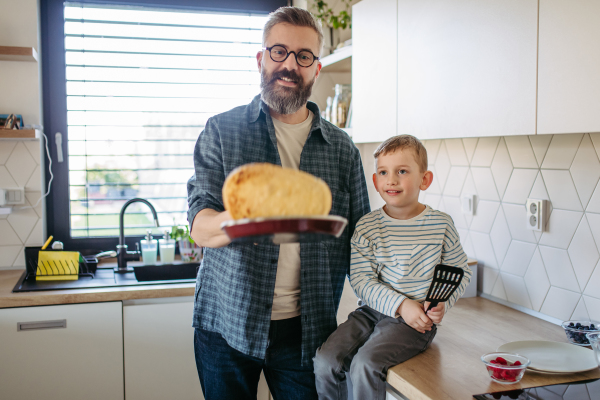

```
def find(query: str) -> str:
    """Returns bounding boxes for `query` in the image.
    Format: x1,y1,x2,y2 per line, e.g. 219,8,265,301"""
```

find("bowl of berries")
481,352,530,384
561,320,600,346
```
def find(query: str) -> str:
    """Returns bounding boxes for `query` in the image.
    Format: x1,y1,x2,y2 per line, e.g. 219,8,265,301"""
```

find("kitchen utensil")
480,352,530,384
221,215,348,244
497,340,597,373
36,251,80,280
41,235,53,250
424,264,465,312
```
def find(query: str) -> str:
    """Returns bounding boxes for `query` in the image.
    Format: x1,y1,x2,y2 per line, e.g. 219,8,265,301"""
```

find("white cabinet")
352,0,398,144
123,297,271,400
0,302,124,400
396,0,538,140
537,0,600,134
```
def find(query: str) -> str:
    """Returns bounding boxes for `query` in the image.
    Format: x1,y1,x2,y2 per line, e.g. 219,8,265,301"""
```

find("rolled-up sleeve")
187,117,226,226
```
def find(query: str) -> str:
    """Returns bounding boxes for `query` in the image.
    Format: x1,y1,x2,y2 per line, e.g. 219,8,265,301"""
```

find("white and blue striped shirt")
349,205,471,318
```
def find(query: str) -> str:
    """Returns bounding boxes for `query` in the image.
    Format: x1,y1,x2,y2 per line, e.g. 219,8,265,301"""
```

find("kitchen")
1,0,600,399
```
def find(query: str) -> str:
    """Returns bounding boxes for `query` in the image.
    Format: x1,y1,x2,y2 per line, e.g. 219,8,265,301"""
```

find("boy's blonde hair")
373,135,428,172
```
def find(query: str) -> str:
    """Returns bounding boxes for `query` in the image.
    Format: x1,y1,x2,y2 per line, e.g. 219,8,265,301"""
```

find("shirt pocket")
407,243,444,278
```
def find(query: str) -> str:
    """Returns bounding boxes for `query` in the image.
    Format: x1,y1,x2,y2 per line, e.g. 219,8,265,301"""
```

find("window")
41,0,285,251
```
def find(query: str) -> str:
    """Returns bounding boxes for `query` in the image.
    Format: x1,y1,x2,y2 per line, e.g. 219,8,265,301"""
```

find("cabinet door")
397,0,538,139
0,302,124,400
123,297,270,400
538,0,600,134
352,0,398,143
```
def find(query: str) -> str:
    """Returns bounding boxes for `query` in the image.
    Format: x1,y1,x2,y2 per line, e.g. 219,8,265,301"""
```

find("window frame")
40,0,286,252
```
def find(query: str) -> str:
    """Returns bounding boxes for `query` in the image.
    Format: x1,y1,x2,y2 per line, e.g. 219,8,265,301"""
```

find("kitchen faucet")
116,198,159,273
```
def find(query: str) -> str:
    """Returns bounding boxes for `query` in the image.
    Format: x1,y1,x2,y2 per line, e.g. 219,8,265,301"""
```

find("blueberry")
592,324,596,330
576,322,582,328
569,322,575,327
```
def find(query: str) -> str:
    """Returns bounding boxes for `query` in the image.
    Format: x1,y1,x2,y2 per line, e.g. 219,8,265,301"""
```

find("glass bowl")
481,352,530,384
561,320,600,346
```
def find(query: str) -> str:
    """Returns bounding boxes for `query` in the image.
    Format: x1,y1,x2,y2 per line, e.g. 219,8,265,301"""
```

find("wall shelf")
0,129,39,140
0,46,38,62
320,46,352,73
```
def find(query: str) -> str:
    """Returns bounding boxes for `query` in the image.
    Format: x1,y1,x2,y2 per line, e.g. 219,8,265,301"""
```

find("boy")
313,135,472,400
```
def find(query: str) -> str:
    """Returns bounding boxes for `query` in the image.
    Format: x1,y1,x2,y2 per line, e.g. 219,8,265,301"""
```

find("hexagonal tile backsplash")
358,132,600,322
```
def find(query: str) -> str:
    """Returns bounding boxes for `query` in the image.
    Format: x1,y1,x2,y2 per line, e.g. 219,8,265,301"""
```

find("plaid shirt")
187,95,370,365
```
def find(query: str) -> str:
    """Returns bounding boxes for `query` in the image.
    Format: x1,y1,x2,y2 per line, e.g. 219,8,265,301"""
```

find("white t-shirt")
270,110,313,320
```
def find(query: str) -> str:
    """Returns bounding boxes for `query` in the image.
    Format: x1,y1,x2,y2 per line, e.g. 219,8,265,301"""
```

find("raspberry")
495,357,508,365
512,361,521,366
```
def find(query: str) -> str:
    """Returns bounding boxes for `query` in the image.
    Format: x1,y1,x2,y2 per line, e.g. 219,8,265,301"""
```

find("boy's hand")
397,299,433,333
424,302,445,324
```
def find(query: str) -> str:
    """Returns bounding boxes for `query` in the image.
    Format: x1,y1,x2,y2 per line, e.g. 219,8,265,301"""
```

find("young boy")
313,135,472,400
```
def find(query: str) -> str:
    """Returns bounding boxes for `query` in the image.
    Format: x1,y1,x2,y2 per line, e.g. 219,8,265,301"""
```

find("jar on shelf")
331,84,351,128
324,96,333,122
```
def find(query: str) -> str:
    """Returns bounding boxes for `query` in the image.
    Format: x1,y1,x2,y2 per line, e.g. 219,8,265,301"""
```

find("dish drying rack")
24,246,98,280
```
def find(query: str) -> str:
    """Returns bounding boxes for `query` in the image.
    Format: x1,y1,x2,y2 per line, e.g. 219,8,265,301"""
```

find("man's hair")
262,7,324,56
373,135,428,172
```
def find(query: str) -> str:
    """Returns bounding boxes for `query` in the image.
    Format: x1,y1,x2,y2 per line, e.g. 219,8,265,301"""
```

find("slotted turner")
425,264,465,312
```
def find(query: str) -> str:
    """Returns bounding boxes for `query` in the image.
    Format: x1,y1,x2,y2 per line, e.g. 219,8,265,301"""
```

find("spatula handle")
425,301,439,313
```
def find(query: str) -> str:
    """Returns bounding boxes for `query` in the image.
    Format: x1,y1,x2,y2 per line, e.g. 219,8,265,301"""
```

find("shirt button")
272,258,278,263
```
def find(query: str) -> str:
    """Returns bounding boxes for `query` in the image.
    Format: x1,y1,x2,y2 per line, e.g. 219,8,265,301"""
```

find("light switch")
461,194,476,215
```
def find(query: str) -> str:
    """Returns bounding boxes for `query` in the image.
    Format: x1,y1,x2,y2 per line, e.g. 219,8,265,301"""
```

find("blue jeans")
194,316,318,400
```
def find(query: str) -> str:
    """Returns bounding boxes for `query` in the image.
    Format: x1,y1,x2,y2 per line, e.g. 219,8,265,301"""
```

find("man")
187,6,370,400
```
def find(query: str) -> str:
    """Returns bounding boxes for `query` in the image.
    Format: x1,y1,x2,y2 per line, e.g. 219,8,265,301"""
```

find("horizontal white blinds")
65,3,266,237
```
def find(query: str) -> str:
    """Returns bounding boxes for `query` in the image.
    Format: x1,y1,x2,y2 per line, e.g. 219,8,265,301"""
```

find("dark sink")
133,263,199,281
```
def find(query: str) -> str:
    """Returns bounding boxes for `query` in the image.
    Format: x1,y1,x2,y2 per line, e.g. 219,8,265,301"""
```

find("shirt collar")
247,94,331,144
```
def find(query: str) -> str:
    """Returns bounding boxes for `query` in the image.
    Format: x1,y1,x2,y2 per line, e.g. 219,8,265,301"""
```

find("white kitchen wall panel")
571,298,591,321
490,139,513,199
358,132,600,324
445,139,469,166
570,134,600,209
538,0,600,134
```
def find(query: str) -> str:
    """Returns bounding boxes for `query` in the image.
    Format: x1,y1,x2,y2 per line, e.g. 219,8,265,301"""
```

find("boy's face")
373,149,433,215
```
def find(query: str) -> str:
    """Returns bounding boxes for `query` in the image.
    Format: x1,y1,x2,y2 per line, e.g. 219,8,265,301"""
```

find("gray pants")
313,305,437,400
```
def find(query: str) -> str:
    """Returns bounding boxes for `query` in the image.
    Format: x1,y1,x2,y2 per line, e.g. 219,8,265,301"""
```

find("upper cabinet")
537,0,600,135
396,0,538,140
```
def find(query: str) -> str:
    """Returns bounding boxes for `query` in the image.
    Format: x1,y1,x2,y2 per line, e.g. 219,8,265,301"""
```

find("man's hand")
396,299,433,333
190,209,233,248
424,302,445,324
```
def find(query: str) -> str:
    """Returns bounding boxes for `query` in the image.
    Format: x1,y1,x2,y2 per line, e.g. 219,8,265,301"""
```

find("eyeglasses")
263,45,319,68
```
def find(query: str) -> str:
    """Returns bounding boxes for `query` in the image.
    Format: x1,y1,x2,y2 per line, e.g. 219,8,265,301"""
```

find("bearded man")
187,7,370,400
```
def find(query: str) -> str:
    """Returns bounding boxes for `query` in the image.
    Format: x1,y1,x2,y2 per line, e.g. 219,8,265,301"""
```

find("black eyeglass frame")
263,45,320,68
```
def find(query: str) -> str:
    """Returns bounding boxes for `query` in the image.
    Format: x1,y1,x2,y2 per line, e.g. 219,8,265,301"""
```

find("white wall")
0,0,45,269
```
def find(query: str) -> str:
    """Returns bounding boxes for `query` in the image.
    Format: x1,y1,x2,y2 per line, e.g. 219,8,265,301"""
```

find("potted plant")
310,0,352,54
170,225,202,262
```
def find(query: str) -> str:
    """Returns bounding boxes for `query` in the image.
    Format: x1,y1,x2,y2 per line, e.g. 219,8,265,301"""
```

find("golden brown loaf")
222,163,332,220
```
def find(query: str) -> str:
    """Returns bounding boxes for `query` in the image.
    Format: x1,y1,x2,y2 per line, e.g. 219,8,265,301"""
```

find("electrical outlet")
461,194,476,215
1,187,25,205
526,199,546,231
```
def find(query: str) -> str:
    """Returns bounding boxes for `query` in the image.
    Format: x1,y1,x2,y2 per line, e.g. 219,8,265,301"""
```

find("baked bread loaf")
222,163,332,220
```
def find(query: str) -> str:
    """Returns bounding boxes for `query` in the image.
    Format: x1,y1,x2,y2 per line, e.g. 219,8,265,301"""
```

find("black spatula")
424,264,465,312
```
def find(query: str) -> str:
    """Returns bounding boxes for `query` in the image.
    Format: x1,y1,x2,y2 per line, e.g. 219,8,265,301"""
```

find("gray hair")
262,7,324,56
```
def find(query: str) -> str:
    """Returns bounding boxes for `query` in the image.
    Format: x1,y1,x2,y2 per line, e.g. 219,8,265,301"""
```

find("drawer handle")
17,319,67,331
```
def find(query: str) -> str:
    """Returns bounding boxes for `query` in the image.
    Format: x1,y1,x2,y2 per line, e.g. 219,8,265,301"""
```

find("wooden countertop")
0,270,195,308
386,297,600,399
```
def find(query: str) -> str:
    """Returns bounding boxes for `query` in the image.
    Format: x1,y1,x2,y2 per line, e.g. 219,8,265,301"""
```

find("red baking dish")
221,215,348,244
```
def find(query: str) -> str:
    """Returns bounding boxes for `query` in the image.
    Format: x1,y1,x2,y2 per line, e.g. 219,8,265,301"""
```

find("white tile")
462,138,478,164
541,133,584,169
461,232,475,259
0,142,17,165
539,209,582,249
25,165,42,191
0,245,22,268
571,297,590,321
470,231,498,269
445,139,469,166
540,287,581,321
490,207,512,266
460,170,477,198
12,246,25,268
25,219,44,246
564,382,592,400
568,216,600,291
0,166,18,188
529,172,550,201
470,200,499,233
5,143,36,187
586,184,600,213
23,140,41,165
481,266,499,295
529,135,553,166
539,246,581,292
505,136,538,168
437,197,446,213
583,260,600,299
471,167,499,201
524,249,550,311
491,138,513,198
541,170,583,211
502,203,538,243
502,169,538,205
501,273,532,309
587,379,600,400
427,165,442,195
25,191,43,219
7,207,39,243
0,220,22,245
471,137,499,167
570,134,600,209
491,273,507,300
422,193,442,210
443,166,468,197
424,139,441,165
583,295,600,321
587,212,600,250
501,240,537,277
442,196,468,229
435,142,451,192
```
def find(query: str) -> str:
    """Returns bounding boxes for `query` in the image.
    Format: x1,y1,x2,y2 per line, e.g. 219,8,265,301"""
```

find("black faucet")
116,198,159,273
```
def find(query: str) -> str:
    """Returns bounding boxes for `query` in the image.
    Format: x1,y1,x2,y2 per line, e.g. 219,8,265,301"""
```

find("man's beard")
260,68,316,115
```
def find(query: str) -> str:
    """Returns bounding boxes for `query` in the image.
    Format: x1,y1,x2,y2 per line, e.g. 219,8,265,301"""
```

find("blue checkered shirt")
187,95,370,365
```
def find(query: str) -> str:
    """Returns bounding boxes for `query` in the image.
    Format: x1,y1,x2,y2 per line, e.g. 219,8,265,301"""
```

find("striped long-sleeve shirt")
349,205,471,318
